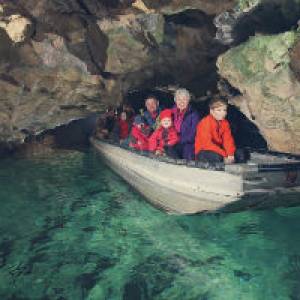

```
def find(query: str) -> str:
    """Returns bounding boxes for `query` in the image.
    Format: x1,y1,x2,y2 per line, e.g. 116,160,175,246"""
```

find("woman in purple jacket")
172,88,199,160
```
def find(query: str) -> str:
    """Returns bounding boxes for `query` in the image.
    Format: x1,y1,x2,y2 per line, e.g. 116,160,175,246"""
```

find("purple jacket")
172,105,199,160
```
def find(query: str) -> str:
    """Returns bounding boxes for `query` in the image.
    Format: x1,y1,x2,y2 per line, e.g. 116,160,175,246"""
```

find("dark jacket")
143,108,161,130
172,105,199,160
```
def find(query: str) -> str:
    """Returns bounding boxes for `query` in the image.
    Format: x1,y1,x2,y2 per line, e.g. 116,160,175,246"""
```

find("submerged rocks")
217,31,300,154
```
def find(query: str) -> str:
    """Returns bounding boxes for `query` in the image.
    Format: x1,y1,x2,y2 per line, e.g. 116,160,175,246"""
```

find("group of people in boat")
95,88,248,164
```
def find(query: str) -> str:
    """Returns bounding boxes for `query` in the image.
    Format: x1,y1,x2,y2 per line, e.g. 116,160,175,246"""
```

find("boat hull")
91,138,300,214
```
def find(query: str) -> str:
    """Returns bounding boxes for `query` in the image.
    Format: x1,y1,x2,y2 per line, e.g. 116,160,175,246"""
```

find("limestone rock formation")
217,31,300,154
0,0,236,150
0,14,34,43
215,0,300,46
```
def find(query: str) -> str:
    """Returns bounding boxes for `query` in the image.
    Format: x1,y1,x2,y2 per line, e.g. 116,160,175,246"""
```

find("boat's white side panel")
91,139,243,213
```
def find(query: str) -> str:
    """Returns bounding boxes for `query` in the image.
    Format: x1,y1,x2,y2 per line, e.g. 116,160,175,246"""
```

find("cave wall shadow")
227,105,268,150
233,0,300,45
24,114,99,151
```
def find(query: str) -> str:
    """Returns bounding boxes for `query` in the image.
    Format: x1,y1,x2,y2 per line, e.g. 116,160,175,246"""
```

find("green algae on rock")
218,31,300,154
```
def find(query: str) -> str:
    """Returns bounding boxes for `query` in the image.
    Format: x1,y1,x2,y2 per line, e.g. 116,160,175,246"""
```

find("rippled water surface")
1,149,300,300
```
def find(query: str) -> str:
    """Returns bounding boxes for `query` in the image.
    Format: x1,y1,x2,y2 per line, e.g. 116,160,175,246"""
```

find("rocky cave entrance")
6,0,300,156
123,83,268,152
121,0,300,153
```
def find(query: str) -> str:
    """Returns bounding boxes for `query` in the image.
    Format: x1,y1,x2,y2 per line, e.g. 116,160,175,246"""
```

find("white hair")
174,88,191,101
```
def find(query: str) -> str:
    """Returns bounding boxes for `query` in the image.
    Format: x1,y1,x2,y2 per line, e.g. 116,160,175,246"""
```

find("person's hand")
155,149,162,156
224,156,235,164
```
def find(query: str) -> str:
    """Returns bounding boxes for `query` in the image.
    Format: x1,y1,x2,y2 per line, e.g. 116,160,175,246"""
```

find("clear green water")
1,149,300,300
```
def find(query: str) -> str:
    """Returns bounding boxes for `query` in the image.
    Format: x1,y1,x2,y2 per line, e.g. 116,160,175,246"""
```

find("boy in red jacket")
195,98,247,164
129,115,150,151
149,109,179,158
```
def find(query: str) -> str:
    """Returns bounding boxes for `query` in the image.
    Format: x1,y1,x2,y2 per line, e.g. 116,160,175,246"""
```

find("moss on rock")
218,31,300,153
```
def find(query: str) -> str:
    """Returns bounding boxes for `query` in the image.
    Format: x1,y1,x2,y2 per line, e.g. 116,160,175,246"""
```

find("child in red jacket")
149,109,179,158
118,111,130,141
129,115,150,151
195,98,247,164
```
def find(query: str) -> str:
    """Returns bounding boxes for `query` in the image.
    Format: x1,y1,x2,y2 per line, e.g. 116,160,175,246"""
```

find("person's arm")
167,128,179,146
195,119,226,157
148,130,159,152
180,111,200,144
129,127,139,148
223,121,236,157
144,111,155,129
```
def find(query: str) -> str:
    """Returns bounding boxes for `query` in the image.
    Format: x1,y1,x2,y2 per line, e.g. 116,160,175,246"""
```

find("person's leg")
173,143,184,159
196,151,223,163
235,148,250,163
164,145,179,159
182,143,195,161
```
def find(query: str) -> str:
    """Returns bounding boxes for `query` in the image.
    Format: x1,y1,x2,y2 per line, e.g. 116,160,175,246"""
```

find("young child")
148,109,179,158
129,115,150,151
195,98,241,164
118,111,130,142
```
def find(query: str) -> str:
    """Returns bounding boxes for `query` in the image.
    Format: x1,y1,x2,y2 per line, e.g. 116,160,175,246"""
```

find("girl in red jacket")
148,109,179,158
129,115,150,151
118,111,130,141
195,98,247,164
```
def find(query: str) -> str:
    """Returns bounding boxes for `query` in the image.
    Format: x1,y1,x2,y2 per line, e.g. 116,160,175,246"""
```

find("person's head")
106,106,115,117
145,96,159,114
120,111,127,121
209,98,228,121
122,103,134,116
133,115,145,129
160,109,173,129
174,88,190,111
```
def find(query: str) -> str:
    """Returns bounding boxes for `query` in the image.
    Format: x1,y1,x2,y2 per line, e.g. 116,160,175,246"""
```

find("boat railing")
92,138,300,174
93,137,225,171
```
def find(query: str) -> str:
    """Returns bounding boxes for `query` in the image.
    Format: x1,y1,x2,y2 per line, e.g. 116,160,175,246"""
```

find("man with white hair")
172,88,199,160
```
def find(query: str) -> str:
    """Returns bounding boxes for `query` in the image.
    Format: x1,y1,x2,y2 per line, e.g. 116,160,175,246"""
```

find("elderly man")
143,95,161,131
172,88,199,160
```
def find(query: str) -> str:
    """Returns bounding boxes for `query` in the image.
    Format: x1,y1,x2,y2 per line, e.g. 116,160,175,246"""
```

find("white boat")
90,137,300,214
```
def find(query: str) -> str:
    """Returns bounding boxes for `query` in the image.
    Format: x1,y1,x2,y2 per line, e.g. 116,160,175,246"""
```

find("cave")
1,0,300,155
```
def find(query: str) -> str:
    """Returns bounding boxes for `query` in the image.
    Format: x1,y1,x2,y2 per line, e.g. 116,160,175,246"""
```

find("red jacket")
118,119,129,139
129,125,150,151
148,126,179,152
195,114,236,157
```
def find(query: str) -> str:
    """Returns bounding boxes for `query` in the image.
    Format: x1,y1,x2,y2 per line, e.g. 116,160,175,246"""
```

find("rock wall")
2,0,300,155
0,0,235,149
217,31,300,154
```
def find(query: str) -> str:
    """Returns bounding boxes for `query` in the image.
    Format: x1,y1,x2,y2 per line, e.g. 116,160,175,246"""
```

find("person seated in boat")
95,106,116,139
142,95,161,131
111,111,130,144
172,88,199,160
121,103,135,126
195,97,248,164
129,115,151,151
148,109,179,158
